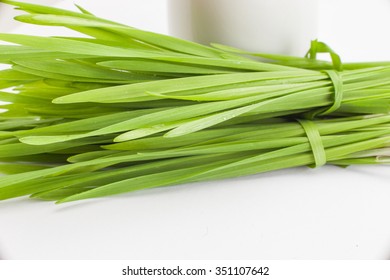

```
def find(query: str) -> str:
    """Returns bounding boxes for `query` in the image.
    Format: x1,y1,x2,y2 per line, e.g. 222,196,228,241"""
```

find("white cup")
168,0,319,56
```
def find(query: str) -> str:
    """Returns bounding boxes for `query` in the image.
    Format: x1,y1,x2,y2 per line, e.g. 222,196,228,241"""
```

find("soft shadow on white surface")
1,166,390,260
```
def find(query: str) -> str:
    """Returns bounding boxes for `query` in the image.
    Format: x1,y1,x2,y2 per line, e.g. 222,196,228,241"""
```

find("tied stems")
0,1,389,203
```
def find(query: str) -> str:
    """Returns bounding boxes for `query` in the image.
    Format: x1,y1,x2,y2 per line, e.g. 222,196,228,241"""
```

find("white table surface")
0,0,389,260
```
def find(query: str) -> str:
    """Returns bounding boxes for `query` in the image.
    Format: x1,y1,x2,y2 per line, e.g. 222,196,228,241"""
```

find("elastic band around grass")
305,40,343,71
303,69,344,119
298,119,327,168
320,70,344,115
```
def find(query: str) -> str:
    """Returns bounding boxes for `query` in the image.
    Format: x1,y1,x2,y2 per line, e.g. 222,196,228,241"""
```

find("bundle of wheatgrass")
0,1,390,204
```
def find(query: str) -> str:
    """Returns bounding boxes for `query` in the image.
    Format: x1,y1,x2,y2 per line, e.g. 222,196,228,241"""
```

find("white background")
0,0,390,260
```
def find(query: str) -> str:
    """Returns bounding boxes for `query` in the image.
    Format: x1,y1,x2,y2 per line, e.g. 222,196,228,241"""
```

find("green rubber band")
298,119,327,168
320,70,343,115
303,70,343,119
305,40,343,71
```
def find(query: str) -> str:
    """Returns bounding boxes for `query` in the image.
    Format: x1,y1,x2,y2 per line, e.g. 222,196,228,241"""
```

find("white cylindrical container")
168,0,319,56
